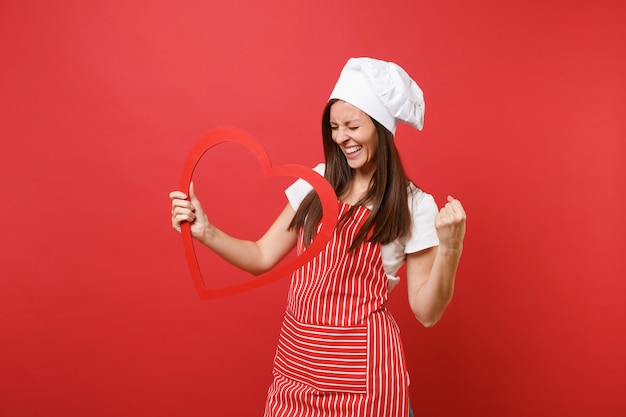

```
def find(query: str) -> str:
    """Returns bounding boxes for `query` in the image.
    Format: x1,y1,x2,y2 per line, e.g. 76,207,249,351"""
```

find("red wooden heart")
179,126,338,299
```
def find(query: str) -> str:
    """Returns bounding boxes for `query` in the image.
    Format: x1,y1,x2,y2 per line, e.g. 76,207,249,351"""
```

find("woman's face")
329,100,379,173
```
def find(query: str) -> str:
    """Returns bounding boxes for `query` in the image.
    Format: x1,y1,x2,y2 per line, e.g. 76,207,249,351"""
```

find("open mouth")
345,145,362,155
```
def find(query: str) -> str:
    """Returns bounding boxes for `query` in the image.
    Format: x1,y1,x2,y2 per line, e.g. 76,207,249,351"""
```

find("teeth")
346,146,362,154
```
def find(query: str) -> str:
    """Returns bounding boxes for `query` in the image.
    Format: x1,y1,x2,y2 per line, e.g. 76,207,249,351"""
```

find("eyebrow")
329,118,362,125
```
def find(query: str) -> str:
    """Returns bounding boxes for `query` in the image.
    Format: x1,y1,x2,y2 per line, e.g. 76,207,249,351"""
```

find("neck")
353,163,376,184
340,167,375,206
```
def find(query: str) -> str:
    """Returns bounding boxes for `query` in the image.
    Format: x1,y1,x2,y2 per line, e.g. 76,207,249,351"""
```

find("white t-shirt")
285,164,439,288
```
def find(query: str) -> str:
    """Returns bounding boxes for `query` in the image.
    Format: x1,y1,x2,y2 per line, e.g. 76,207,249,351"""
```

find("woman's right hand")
169,182,211,240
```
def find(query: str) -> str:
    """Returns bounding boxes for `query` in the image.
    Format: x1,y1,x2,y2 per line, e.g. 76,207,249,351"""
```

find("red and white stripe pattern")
274,311,368,393
265,203,410,417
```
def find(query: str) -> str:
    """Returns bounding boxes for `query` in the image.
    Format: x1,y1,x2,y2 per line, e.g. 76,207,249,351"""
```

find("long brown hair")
289,99,412,251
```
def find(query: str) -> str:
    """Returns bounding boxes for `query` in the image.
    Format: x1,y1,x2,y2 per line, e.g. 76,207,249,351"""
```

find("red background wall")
1,0,625,416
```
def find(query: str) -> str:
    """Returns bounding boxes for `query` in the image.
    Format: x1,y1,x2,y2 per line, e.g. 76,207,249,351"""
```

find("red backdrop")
1,1,625,416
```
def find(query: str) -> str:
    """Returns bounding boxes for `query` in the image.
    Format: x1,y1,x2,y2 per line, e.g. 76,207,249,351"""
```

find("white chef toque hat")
329,57,425,134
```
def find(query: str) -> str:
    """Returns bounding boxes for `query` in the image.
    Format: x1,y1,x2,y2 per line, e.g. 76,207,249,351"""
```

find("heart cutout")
179,126,338,299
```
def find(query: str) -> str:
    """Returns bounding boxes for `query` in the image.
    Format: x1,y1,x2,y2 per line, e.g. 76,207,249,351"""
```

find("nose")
334,127,350,143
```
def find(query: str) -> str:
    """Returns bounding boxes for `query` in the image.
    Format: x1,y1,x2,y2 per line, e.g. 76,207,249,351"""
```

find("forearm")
194,202,298,276
197,225,275,276
409,245,462,327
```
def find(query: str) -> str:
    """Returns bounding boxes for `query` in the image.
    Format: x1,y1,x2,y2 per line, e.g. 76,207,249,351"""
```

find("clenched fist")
169,182,211,241
435,196,466,251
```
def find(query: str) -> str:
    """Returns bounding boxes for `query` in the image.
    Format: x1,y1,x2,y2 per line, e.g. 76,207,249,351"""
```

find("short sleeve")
403,184,439,254
380,184,439,282
285,163,326,210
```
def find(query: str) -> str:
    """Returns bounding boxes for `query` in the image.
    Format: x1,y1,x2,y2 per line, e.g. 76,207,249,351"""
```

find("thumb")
189,181,204,211
189,181,201,202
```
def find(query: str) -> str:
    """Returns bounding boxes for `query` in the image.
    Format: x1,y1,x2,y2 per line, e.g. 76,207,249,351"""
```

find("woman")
170,57,466,417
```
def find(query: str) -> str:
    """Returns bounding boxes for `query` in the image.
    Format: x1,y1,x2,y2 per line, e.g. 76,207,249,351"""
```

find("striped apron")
265,202,410,417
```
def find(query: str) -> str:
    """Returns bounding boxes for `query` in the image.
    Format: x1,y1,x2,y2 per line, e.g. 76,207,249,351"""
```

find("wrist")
197,222,217,246
438,243,463,257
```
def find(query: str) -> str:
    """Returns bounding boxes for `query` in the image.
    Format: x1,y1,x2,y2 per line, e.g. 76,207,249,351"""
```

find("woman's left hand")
435,196,467,251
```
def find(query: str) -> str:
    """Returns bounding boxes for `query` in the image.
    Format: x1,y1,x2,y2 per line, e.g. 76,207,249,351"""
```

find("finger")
435,208,449,228
171,218,182,233
171,216,182,232
171,199,194,213
437,202,463,226
188,182,204,214
445,196,466,217
173,200,197,215
169,190,188,200
189,181,197,201
450,202,466,219
173,211,195,225
439,203,453,219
